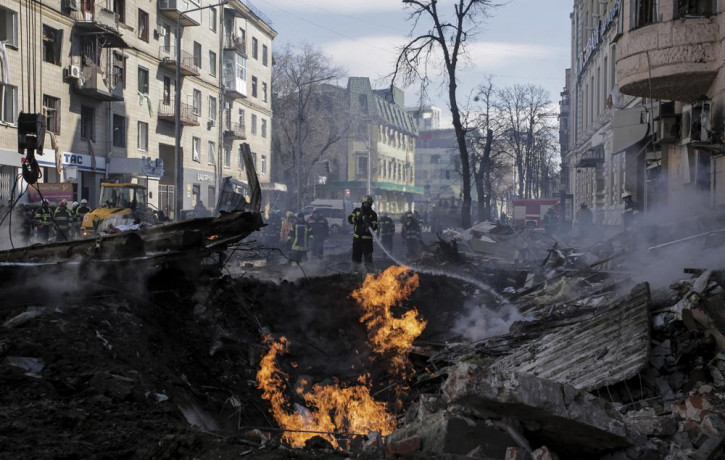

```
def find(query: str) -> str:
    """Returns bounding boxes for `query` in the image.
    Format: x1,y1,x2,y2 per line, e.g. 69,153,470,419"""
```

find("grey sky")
257,0,572,124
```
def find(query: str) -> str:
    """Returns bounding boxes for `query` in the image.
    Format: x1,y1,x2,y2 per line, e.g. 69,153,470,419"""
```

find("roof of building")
347,77,418,137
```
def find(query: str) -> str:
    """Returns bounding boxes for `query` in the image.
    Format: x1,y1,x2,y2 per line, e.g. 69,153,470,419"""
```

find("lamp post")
175,0,228,220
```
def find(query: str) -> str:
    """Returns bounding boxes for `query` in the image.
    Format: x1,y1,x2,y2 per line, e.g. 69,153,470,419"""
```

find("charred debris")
3,208,725,459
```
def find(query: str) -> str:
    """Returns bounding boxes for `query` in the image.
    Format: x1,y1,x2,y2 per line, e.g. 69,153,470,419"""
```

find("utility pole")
175,1,228,220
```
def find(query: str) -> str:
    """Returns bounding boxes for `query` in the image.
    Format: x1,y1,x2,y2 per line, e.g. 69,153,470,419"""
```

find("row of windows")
189,138,267,174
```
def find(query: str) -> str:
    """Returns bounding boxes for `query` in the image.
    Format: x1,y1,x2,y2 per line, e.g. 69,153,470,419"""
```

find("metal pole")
174,14,182,220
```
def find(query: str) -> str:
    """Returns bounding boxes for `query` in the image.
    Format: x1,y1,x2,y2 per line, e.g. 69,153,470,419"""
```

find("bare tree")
272,44,347,211
392,0,501,228
496,83,557,199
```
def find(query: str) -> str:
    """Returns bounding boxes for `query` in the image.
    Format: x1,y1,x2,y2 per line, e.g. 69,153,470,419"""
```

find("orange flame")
256,336,396,449
351,266,427,374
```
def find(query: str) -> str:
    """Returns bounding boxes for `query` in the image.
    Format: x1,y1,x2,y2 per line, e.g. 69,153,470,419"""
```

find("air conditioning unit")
156,27,167,37
655,114,680,144
681,100,713,145
63,65,81,81
208,119,216,127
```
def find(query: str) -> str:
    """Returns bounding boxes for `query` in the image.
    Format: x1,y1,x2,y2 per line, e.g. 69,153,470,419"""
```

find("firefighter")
376,213,395,252
401,212,422,259
543,207,559,234
280,211,295,250
289,212,312,264
54,199,73,241
13,202,32,244
576,202,593,236
69,201,80,238
76,199,91,222
307,209,329,259
622,191,640,232
266,210,282,247
34,199,53,242
347,195,378,274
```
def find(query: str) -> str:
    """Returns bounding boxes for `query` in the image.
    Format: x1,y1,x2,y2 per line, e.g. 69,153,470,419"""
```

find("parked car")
300,199,354,235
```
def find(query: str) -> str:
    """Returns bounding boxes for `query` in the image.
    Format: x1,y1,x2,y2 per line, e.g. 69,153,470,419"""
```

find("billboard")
27,182,73,203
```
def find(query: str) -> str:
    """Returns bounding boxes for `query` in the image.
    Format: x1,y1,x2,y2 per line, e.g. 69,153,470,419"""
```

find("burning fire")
351,266,427,374
256,336,396,449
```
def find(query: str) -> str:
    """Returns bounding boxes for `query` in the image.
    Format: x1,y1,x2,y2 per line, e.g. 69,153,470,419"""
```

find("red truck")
511,199,560,229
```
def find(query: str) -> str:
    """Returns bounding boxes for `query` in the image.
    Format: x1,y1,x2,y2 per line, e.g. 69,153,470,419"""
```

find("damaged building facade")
0,0,281,214
315,77,422,214
567,0,725,228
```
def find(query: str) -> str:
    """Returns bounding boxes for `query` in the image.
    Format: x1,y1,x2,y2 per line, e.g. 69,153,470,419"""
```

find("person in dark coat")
377,213,395,252
307,209,329,259
347,195,378,274
289,212,312,264
401,212,422,259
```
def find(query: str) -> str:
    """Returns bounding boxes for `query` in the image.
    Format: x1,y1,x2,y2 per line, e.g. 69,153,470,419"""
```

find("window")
632,0,657,28
224,145,231,168
0,6,18,48
112,114,126,147
252,37,258,59
359,94,368,113
162,24,171,52
676,0,714,17
208,185,216,205
208,141,216,165
238,145,244,169
137,121,148,151
262,44,268,66
112,51,126,89
261,118,267,138
163,76,171,104
0,84,17,124
193,42,201,68
113,0,125,24
251,114,257,135
138,66,149,94
209,7,217,31
192,137,201,162
43,95,60,134
260,154,267,175
252,76,257,98
357,155,368,178
137,9,148,41
208,96,217,122
193,89,201,116
239,57,247,81
81,106,95,141
209,51,216,77
262,82,267,102
238,108,245,127
42,25,62,65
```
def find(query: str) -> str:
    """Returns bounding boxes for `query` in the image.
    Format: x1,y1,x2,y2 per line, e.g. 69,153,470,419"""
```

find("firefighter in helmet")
54,199,73,241
347,194,378,274
34,199,52,241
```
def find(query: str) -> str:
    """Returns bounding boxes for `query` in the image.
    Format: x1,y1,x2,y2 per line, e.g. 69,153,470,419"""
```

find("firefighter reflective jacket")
54,206,72,232
377,216,395,237
291,221,312,251
348,207,378,239
402,218,421,241
34,206,52,228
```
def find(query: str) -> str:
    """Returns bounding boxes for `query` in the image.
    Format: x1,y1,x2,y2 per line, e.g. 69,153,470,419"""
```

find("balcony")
223,34,246,56
158,100,200,126
73,60,124,101
158,0,202,27
159,47,201,77
578,144,604,168
616,10,717,101
223,122,246,140
70,1,126,48
223,55,247,100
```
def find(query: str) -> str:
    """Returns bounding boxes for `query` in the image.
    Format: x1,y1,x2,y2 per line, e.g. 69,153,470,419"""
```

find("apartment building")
406,105,441,132
615,0,725,211
566,0,651,228
314,77,421,214
0,0,276,217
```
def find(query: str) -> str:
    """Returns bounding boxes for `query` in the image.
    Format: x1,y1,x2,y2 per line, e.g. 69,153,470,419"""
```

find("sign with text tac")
27,182,74,203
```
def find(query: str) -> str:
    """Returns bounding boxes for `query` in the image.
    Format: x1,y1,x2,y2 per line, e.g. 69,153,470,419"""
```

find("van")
300,199,354,235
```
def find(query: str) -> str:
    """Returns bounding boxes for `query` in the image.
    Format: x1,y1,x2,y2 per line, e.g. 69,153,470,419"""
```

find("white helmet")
621,191,632,199
80,199,88,205
72,201,79,208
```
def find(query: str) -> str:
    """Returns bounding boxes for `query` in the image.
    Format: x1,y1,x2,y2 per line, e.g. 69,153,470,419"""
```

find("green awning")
324,181,425,195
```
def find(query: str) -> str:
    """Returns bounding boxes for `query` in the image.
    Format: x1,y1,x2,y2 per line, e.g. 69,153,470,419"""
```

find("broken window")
192,89,201,116
676,0,714,17
252,76,258,98
43,95,60,134
137,9,148,42
42,25,62,65
0,6,18,48
208,141,216,166
81,106,95,141
192,137,201,162
632,0,657,28
112,114,126,148
137,66,149,94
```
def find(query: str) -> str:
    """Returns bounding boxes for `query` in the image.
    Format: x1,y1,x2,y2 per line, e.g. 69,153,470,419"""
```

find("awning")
325,181,425,195
612,106,651,154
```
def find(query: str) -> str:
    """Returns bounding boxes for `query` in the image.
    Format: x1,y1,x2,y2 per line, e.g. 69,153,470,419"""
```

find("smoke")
616,188,725,289
451,297,524,342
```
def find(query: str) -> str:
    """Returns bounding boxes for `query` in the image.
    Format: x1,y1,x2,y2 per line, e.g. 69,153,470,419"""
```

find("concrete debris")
441,365,631,455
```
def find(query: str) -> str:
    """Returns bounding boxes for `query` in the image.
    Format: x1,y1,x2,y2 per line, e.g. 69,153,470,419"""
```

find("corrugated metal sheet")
491,283,651,391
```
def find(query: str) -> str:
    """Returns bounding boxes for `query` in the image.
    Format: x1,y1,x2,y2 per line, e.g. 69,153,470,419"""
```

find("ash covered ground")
0,234,488,459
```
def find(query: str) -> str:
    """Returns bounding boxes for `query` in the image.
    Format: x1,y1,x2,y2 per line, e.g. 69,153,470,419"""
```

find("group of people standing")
266,208,330,264
7,198,91,243
542,192,640,238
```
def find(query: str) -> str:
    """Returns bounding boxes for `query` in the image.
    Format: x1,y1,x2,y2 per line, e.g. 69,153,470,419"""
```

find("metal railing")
158,46,200,74
158,100,199,125
224,121,246,138
223,34,246,54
